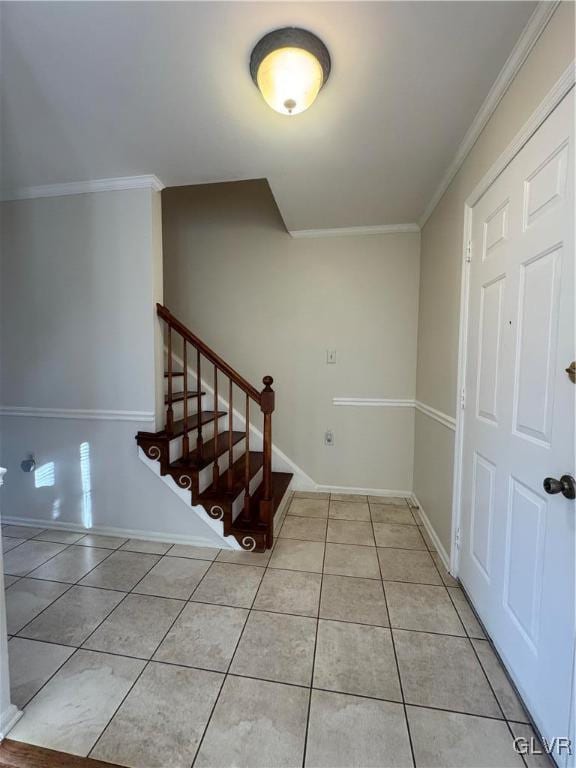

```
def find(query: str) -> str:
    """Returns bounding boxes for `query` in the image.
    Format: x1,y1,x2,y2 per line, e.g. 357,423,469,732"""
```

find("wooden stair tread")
157,411,226,439
230,471,293,533
164,371,184,377
170,431,245,471
248,471,293,521
165,390,205,404
200,450,263,501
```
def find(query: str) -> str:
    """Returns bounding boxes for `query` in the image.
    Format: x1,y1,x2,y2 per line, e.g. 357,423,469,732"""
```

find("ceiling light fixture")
250,27,331,116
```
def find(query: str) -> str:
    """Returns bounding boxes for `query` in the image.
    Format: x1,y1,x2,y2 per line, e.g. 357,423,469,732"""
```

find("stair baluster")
260,376,274,545
213,364,219,486
243,393,251,521
196,349,203,459
182,340,189,458
166,326,174,433
227,380,234,492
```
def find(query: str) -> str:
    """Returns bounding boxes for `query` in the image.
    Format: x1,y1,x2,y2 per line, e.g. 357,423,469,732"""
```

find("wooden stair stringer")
137,435,292,551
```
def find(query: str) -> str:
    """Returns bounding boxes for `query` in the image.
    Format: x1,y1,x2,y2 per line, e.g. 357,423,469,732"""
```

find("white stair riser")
232,467,263,522
167,418,228,462
197,441,247,494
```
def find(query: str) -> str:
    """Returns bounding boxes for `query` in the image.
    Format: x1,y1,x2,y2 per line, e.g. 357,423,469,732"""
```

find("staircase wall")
162,181,420,494
0,187,223,545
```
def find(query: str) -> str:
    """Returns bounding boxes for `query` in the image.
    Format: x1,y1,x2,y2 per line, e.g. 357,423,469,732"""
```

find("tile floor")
2,494,550,768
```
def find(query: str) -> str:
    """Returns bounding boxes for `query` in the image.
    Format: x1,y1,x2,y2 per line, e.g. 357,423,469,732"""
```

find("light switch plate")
326,349,337,364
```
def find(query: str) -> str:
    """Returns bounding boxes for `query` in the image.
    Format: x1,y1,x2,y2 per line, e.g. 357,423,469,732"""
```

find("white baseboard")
0,704,23,740
0,515,222,550
410,494,451,572
314,484,412,498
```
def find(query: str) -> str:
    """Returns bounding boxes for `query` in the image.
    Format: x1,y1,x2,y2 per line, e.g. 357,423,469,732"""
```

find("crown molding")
418,0,560,228
289,223,420,238
3,174,165,202
467,59,575,209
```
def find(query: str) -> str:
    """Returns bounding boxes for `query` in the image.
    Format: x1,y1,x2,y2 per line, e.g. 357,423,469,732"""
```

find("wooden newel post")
259,375,275,545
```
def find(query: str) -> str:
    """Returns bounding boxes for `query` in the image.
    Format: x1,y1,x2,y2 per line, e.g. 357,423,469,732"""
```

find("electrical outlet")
326,349,337,364
324,430,335,446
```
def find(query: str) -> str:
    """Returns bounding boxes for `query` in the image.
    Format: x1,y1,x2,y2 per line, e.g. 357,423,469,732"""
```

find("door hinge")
455,527,461,549
460,388,466,409
465,240,472,263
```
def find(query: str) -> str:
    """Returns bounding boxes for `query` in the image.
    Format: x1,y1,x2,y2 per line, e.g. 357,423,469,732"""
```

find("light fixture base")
250,27,331,89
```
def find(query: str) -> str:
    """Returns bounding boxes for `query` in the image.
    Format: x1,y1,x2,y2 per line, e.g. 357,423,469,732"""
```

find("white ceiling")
0,1,537,230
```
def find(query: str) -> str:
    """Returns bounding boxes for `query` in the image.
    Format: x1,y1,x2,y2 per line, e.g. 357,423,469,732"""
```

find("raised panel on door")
503,476,546,655
523,140,569,229
483,199,509,259
470,451,495,582
476,275,505,425
513,246,562,446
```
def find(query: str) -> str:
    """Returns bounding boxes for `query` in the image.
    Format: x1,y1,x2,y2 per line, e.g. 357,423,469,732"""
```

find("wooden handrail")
158,303,275,545
157,304,261,404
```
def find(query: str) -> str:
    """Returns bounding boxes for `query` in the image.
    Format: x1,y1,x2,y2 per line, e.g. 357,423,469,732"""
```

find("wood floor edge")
0,739,121,768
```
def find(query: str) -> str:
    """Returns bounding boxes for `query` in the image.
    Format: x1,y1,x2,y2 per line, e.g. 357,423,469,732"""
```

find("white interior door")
459,91,575,763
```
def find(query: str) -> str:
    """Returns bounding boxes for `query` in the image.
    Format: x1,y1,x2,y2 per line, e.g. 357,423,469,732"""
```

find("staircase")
136,304,292,551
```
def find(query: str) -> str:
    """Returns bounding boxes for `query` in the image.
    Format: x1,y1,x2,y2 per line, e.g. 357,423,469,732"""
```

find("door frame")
450,61,575,577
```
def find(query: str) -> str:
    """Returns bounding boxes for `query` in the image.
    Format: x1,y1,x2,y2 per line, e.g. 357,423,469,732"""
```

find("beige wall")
414,2,575,554
0,188,223,545
163,181,420,491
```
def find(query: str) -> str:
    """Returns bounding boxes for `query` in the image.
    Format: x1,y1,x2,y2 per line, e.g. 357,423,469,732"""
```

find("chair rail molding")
332,397,415,408
3,174,165,202
0,406,155,422
414,401,456,431
419,0,560,227
332,397,456,431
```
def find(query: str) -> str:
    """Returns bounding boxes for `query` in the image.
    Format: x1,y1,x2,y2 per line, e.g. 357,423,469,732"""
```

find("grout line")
3,539,78,580
11,548,164,730
191,551,266,766
6,636,77,710
7,517,539,763
370,511,416,768
301,527,326,768
88,547,221,761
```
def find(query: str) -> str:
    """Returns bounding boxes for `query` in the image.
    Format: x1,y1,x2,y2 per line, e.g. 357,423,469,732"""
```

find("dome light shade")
250,28,331,116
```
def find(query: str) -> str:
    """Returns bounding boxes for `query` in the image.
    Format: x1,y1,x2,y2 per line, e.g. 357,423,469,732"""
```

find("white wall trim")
451,63,575,578
332,396,456,431
0,406,155,422
467,60,575,208
0,515,223,550
289,223,420,239
0,704,23,741
4,174,165,202
411,494,451,573
419,1,560,228
314,484,413,498
414,401,456,431
333,397,415,408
